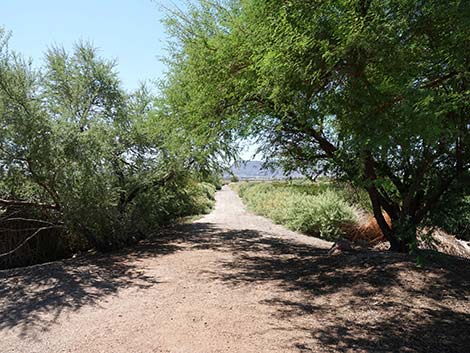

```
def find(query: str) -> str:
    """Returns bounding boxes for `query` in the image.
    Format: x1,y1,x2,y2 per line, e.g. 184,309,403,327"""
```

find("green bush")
205,174,223,190
239,181,358,241
284,190,357,240
186,182,216,215
0,38,219,264
428,192,470,241
230,174,239,182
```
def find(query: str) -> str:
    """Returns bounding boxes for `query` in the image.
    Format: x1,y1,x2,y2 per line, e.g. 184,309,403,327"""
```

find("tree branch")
0,199,58,210
0,225,63,259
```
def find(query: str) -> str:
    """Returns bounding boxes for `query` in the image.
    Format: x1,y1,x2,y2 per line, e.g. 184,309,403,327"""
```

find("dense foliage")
162,0,470,251
1,0,468,267
0,29,218,266
428,188,470,241
238,181,358,240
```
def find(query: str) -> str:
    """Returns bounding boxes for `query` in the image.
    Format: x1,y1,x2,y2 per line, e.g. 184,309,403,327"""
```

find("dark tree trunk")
364,155,418,253
388,218,417,252
367,187,417,253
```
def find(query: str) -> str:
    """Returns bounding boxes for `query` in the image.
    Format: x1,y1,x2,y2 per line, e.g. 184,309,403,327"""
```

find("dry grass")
344,213,390,245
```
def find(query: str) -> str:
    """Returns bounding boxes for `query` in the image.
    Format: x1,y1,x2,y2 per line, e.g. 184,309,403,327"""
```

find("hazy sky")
1,0,179,91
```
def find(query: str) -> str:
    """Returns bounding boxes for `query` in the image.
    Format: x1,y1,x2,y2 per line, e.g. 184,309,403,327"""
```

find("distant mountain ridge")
225,160,303,180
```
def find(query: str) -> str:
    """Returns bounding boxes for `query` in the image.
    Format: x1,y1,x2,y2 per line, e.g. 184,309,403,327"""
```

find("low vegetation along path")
1,186,469,353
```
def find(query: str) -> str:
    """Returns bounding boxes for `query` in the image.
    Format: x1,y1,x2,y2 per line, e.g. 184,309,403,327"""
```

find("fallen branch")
0,225,63,259
1,217,60,226
0,199,58,210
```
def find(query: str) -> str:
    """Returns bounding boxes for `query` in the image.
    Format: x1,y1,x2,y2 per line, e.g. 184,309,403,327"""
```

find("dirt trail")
1,186,469,353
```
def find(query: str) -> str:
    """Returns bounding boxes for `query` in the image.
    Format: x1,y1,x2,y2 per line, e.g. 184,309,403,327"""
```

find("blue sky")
2,0,260,160
1,0,179,91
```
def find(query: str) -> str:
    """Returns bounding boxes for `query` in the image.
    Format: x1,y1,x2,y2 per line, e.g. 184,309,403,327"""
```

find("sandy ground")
1,186,469,353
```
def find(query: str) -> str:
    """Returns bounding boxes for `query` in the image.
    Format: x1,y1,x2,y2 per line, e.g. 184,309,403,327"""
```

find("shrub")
187,182,216,215
428,192,470,241
230,174,239,182
284,190,358,240
204,173,223,190
238,181,358,241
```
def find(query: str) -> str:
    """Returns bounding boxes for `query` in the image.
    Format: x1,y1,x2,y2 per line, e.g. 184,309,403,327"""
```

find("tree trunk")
363,155,418,252
366,186,417,253
374,211,416,253
391,217,418,253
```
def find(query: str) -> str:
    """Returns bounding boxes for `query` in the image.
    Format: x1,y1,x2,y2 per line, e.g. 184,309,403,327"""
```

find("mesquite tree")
162,0,469,251
0,30,212,255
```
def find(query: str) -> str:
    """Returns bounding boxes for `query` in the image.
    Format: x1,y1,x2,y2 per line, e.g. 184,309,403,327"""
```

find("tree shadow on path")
161,222,470,353
0,240,179,336
1,221,469,352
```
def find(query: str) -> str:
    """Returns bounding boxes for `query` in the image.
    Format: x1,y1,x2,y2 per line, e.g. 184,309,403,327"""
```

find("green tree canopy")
0,29,218,257
162,0,470,251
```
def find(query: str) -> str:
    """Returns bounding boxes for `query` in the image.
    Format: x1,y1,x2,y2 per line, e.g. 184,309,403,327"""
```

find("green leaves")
161,0,470,250
0,32,219,255
44,42,123,129
239,181,358,241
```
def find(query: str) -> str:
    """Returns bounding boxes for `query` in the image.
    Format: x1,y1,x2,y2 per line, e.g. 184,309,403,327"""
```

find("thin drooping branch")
0,199,58,210
1,217,60,225
25,159,62,210
123,170,177,207
0,225,63,259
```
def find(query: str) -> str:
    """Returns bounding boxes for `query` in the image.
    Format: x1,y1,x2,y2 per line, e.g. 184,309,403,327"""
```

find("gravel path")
1,186,469,353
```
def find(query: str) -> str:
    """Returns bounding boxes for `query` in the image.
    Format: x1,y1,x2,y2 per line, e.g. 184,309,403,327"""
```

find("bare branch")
0,225,63,259
0,199,58,210
1,217,60,225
